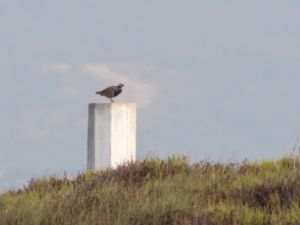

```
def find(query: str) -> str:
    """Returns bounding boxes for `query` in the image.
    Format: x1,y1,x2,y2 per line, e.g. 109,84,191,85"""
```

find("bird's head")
117,84,124,88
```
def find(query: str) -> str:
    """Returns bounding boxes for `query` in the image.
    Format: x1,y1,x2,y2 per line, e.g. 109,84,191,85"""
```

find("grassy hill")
1,156,300,225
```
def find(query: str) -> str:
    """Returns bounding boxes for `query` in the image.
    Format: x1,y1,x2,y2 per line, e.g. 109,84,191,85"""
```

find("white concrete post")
87,103,136,170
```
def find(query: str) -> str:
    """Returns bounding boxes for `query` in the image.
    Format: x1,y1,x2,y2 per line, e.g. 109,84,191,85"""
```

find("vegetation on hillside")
1,156,300,225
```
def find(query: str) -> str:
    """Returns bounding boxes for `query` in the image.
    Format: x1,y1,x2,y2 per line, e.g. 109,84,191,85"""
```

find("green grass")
1,156,300,225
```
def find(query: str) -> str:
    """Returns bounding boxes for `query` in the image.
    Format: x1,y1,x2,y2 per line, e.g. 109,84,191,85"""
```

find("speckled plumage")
96,84,124,103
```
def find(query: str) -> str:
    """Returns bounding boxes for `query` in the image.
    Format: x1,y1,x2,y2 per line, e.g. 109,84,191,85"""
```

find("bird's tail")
96,91,103,95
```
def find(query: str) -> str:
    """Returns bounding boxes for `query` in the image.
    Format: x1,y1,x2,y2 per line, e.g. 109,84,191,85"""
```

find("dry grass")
1,156,300,225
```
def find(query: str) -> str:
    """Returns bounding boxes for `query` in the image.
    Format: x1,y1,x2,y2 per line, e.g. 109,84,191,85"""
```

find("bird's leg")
110,98,114,103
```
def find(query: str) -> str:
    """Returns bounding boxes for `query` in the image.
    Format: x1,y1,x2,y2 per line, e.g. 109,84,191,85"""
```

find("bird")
95,84,124,103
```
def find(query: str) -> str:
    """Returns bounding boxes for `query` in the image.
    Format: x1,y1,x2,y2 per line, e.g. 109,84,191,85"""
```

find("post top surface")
89,102,136,106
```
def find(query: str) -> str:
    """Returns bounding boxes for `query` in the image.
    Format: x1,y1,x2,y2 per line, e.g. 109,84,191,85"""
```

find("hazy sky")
1,0,300,191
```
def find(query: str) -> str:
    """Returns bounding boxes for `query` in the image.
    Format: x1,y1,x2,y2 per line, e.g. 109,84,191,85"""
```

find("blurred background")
1,0,300,191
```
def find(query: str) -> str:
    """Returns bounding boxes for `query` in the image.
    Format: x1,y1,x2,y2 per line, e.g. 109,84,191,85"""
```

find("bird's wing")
99,86,118,97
